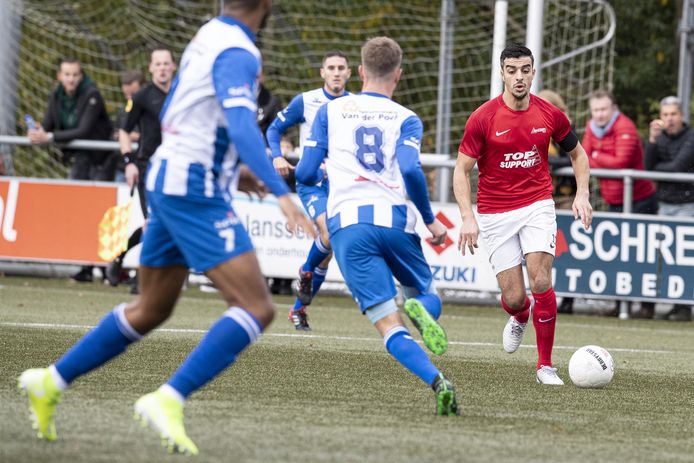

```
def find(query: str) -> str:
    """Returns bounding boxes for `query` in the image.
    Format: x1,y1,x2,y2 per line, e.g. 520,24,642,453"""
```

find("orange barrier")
0,178,118,264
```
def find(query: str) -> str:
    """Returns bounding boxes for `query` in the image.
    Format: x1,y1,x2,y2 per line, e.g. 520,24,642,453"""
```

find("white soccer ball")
568,345,615,388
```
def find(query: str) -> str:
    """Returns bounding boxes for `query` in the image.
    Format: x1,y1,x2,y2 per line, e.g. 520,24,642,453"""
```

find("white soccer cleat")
502,316,527,353
536,365,565,385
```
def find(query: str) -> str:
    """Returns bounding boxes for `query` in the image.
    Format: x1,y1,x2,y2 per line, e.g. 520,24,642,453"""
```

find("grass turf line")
1,276,693,463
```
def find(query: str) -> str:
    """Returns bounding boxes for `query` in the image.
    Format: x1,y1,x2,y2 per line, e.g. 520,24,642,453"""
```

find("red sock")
501,296,530,324
532,287,557,369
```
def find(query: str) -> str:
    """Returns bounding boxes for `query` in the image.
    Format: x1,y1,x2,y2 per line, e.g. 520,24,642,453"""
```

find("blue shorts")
140,190,254,272
331,224,433,312
296,181,328,221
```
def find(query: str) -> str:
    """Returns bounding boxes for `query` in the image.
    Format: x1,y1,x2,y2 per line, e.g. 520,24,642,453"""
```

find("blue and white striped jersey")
296,92,435,235
146,16,288,200
266,87,347,159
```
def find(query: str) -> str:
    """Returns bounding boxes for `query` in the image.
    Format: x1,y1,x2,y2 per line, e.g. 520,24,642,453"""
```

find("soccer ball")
568,345,614,388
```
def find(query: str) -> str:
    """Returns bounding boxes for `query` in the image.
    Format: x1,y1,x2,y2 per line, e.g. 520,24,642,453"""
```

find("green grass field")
1,276,693,463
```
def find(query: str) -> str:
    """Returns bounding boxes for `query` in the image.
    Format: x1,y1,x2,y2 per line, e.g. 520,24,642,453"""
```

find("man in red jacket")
582,89,657,213
582,89,657,319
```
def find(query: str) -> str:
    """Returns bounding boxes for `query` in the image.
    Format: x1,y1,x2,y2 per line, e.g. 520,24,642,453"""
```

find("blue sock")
417,293,442,320
55,304,142,384
292,298,304,311
167,307,262,398
301,236,330,273
312,266,327,297
384,326,439,386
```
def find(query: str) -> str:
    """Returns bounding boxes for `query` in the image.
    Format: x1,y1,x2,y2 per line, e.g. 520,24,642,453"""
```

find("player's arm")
119,93,144,188
212,48,314,237
295,105,328,185
453,152,479,255
394,116,445,244
266,94,304,158
266,94,304,176
559,131,593,230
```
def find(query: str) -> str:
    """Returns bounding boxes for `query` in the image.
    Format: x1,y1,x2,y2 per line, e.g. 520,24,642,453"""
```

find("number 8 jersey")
306,92,425,235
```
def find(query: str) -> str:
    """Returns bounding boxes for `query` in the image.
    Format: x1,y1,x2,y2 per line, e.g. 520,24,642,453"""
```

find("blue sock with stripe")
54,304,141,385
167,307,262,398
312,266,327,297
417,293,442,320
384,326,439,385
301,236,330,273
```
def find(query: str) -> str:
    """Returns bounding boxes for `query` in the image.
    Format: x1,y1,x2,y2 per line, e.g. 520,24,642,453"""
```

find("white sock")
48,365,68,391
159,383,185,405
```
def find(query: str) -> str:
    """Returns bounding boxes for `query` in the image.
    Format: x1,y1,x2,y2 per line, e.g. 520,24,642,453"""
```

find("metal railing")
3,135,694,209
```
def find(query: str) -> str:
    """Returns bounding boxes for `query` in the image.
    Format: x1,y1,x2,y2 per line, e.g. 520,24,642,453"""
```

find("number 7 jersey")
308,92,423,234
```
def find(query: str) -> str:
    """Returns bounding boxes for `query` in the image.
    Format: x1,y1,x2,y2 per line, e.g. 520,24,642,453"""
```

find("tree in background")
611,0,679,132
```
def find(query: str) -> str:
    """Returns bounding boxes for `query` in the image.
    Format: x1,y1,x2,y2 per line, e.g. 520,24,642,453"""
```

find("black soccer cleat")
292,268,314,306
288,307,311,331
432,374,459,416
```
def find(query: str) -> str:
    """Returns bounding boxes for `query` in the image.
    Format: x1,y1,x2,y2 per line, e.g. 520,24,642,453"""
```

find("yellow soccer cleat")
134,390,199,456
17,368,62,441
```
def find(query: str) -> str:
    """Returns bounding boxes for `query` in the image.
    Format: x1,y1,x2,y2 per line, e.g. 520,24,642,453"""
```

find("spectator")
107,47,176,294
538,89,577,314
257,77,282,138
113,70,145,183
645,95,694,321
28,57,113,283
582,89,658,318
28,57,113,181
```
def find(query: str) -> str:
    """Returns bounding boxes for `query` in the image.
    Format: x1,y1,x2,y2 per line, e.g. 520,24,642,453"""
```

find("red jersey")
458,94,572,213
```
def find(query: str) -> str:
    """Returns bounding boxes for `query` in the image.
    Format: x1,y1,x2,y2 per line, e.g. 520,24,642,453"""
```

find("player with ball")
454,43,593,385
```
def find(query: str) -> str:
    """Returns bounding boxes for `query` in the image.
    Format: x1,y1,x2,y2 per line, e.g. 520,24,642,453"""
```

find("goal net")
3,0,614,180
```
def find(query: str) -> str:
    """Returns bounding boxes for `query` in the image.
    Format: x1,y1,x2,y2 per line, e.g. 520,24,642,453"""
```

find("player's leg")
489,234,532,354
18,204,187,442
164,250,274,398
133,193,268,454
383,230,447,355
291,183,331,327
310,213,332,296
519,202,562,385
18,266,186,441
332,224,457,416
372,309,458,416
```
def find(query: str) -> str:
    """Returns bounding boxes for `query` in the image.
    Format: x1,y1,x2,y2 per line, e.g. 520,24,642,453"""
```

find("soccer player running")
266,51,351,330
296,36,459,415
455,44,592,385
18,0,314,454
106,46,177,292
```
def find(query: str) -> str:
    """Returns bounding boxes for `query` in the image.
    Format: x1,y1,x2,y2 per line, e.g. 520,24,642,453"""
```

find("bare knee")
244,297,275,328
502,290,528,310
530,272,552,294
124,298,174,334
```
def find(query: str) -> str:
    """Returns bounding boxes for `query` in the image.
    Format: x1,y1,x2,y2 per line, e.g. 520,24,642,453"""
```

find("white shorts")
478,199,557,275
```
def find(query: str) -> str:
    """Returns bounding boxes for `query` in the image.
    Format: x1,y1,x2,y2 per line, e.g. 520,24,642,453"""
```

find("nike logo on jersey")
495,129,511,136
538,316,555,323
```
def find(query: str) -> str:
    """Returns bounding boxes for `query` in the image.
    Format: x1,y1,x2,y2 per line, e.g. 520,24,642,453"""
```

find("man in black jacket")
28,57,113,181
645,95,694,321
28,57,113,283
